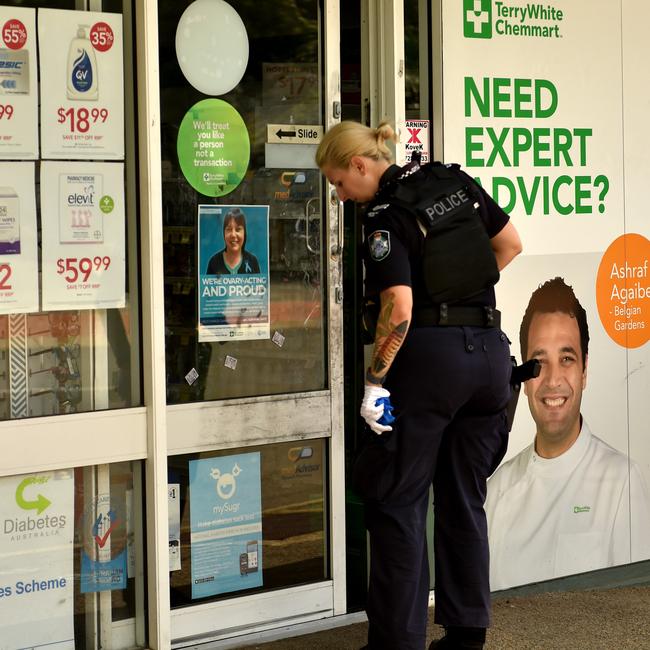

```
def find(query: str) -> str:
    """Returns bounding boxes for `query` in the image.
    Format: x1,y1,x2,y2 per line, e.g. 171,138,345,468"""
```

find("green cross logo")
464,0,492,39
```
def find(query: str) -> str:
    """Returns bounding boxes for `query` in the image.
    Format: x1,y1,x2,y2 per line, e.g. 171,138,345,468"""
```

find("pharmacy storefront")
0,0,346,648
1,0,650,649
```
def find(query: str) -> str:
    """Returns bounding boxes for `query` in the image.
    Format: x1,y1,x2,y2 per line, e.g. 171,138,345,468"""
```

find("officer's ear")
582,353,588,390
350,155,367,175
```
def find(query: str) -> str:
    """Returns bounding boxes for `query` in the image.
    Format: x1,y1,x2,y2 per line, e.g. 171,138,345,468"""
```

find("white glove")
360,384,393,435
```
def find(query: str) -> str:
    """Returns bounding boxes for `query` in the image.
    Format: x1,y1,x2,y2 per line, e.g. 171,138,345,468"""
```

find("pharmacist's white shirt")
486,420,650,592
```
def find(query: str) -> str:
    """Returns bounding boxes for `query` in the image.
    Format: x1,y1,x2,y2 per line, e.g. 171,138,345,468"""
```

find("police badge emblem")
369,230,390,261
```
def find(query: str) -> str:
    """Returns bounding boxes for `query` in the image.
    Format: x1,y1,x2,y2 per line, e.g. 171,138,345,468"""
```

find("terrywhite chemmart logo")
464,0,564,40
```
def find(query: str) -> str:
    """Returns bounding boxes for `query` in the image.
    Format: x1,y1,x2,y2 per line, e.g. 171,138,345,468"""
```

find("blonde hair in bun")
316,120,399,170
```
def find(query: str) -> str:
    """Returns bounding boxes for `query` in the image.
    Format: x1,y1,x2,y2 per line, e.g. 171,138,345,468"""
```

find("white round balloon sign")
175,0,249,96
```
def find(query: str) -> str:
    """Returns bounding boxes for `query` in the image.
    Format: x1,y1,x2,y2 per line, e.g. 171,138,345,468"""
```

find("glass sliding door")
154,0,344,643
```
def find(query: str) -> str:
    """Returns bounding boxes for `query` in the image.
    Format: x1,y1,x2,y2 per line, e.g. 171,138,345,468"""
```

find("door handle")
330,188,344,256
304,197,319,254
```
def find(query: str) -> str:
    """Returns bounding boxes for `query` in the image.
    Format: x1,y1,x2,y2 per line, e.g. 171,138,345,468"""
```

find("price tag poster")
0,162,38,314
0,7,38,158
38,9,124,160
40,161,125,311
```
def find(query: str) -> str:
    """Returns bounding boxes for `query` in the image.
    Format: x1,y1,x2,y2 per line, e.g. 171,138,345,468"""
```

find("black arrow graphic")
276,129,297,139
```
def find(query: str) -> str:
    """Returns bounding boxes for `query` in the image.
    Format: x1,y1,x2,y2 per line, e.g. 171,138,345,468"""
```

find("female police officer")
316,121,522,650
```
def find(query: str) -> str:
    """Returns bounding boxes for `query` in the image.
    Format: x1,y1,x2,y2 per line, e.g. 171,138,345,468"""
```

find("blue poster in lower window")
189,453,263,598
79,493,128,593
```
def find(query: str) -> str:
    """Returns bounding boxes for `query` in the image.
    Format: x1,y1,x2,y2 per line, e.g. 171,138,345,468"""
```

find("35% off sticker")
56,256,111,284
56,106,109,133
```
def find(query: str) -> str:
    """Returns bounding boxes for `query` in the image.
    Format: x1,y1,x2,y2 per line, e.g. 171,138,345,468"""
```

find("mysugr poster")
0,6,38,158
442,0,650,590
40,161,125,311
38,9,124,160
198,204,270,342
189,453,263,598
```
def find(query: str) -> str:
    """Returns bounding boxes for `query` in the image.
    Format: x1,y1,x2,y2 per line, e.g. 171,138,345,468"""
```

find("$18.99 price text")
56,107,109,133
56,256,111,283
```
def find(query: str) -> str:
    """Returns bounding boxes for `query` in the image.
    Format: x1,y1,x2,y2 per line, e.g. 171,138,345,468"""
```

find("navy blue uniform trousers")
363,325,512,650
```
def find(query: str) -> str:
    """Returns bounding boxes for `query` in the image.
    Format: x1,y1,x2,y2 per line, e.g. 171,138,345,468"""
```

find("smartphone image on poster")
58,173,104,243
240,540,259,575
246,540,258,572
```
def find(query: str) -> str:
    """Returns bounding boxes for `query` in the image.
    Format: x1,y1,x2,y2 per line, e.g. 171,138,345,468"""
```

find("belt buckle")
484,306,494,326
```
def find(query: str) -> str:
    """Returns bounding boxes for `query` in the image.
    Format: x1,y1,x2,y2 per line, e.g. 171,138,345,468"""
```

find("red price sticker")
57,106,109,132
90,22,114,52
56,256,111,283
2,19,27,50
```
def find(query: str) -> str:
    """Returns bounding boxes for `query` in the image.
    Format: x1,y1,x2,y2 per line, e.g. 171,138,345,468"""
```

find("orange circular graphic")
596,233,650,348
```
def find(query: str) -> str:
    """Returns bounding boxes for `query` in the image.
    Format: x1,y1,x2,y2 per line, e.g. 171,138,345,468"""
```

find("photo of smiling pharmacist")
205,207,261,275
486,277,650,591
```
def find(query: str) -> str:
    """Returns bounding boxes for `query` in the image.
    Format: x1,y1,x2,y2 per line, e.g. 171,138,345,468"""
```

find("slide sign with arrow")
267,124,323,145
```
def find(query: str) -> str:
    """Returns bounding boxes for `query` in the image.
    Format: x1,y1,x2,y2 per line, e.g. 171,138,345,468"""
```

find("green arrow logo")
16,476,51,514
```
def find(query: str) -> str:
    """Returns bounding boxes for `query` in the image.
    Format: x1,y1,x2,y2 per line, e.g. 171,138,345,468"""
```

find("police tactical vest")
374,161,500,304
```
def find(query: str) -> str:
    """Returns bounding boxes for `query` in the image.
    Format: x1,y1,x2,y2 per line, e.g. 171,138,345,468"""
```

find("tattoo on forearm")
368,293,410,381
372,320,408,375
374,301,395,339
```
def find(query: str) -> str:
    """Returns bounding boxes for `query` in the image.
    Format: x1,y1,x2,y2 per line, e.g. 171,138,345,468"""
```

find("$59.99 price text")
56,256,111,283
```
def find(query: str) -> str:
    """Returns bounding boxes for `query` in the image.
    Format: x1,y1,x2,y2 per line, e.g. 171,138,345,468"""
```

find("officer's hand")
360,384,393,435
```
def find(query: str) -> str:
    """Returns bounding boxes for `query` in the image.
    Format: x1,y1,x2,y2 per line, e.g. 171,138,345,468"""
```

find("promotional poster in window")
198,204,270,342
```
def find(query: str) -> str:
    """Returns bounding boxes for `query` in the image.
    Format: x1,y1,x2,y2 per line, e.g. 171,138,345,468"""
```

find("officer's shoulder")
365,202,394,219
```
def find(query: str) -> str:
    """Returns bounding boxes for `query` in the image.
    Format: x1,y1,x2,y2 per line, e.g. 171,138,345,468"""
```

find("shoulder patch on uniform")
368,230,391,261
367,203,390,218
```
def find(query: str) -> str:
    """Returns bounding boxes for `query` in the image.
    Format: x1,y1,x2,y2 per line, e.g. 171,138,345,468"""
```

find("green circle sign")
177,98,250,197
99,195,114,214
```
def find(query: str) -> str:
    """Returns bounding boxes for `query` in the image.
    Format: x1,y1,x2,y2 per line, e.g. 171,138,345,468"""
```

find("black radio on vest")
372,152,500,305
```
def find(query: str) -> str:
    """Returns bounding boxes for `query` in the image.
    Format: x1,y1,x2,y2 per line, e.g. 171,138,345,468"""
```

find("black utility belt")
413,304,500,328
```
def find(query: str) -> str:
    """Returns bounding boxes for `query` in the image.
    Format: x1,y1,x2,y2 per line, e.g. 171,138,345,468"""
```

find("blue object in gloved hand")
375,396,395,426
361,385,393,434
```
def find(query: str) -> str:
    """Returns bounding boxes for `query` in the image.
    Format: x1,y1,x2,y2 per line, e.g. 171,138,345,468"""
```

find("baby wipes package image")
0,187,20,254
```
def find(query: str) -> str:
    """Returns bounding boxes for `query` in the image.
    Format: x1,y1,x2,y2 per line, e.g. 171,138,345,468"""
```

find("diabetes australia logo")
463,0,564,40
5,475,67,542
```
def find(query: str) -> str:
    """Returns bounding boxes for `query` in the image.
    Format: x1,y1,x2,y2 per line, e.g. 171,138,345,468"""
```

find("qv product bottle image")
66,25,98,101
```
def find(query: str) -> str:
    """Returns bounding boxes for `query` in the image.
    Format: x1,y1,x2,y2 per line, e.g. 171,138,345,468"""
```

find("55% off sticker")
56,256,111,285
1,19,26,121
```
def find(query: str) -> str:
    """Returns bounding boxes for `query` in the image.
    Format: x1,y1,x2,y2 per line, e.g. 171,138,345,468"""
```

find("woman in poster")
205,207,261,275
